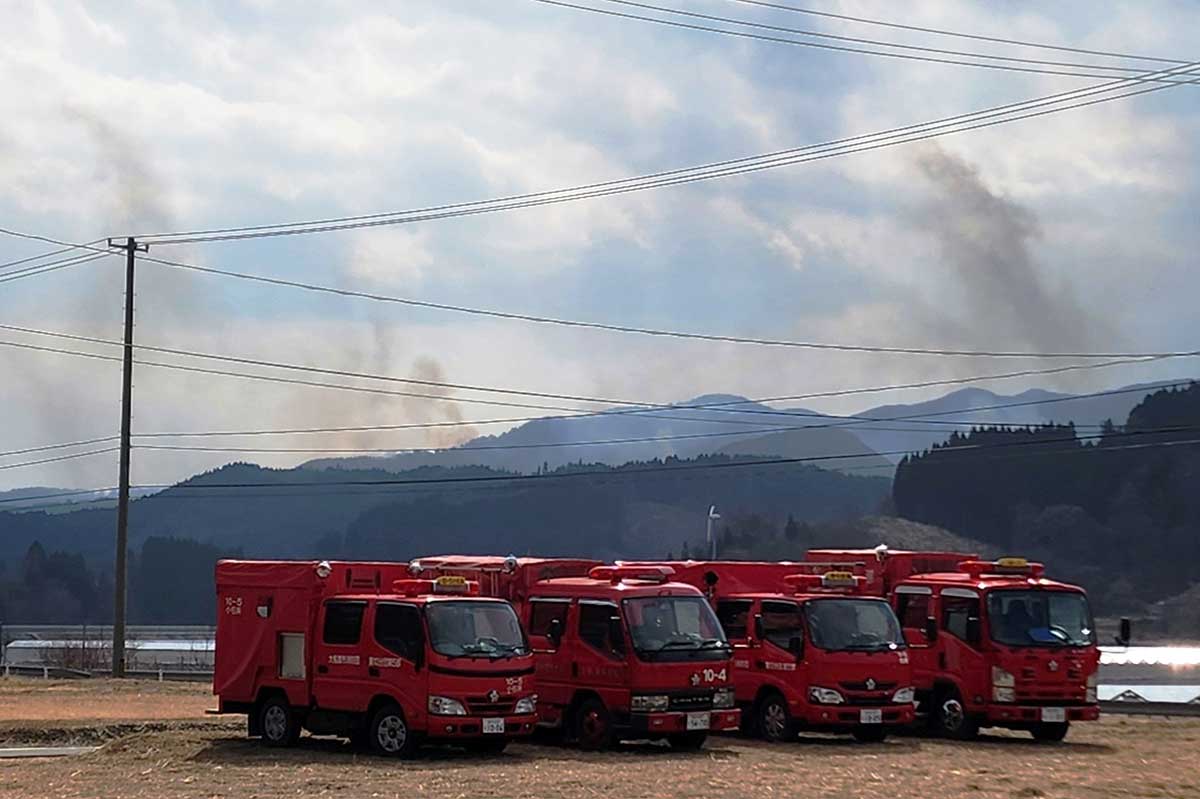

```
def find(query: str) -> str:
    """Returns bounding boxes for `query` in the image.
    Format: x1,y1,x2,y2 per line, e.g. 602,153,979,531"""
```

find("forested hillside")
0,455,889,623
894,383,1200,611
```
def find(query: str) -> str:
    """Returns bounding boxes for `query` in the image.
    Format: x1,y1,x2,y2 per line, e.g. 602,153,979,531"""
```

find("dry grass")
0,678,1196,798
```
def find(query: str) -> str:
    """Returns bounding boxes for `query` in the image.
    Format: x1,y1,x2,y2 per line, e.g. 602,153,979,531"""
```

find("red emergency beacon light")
587,564,675,584
957,557,1046,580
784,570,868,594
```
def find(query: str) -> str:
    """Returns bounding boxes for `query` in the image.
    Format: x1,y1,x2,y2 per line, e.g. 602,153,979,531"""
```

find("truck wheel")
852,726,887,743
258,696,300,747
756,693,793,743
573,698,613,750
933,690,979,741
369,703,418,757
1031,722,1069,742
667,732,707,751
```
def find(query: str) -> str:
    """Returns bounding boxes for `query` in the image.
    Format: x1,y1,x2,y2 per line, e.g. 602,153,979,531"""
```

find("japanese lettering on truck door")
365,602,429,728
716,599,756,700
312,600,368,711
758,600,804,691
576,600,629,706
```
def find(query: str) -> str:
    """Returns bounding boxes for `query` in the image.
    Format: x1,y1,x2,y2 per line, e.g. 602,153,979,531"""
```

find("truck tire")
755,693,793,743
932,689,979,741
852,726,887,743
573,697,613,751
667,732,707,751
1031,722,1069,742
258,696,300,747
369,703,418,758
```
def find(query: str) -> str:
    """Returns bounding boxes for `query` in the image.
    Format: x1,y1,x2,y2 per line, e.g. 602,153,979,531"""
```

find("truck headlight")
713,688,736,709
992,686,1016,703
991,666,1015,688
428,696,468,716
808,686,845,705
630,694,670,713
892,686,915,704
514,695,537,715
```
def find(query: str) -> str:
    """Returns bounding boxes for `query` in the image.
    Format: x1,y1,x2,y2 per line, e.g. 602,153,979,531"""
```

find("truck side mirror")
753,613,765,642
923,616,938,643
547,617,564,648
788,636,804,659
1115,617,1132,647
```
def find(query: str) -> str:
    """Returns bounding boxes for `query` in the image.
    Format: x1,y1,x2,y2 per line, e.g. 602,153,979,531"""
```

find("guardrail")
2,664,212,682
1100,700,1200,718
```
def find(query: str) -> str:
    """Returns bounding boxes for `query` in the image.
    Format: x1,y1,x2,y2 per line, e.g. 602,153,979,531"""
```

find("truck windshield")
987,590,1095,648
426,601,527,658
623,596,729,661
806,598,905,652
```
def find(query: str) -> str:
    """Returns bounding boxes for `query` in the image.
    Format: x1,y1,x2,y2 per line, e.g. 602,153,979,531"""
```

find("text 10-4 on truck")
213,560,538,756
807,548,1115,742
408,556,741,750
621,560,916,743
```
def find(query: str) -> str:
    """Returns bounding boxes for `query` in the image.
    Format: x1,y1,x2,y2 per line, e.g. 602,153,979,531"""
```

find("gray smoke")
911,145,1111,358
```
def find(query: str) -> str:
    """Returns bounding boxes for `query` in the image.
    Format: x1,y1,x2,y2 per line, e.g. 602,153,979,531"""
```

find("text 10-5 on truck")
620,560,916,743
807,548,1117,742
213,560,539,756
407,556,742,750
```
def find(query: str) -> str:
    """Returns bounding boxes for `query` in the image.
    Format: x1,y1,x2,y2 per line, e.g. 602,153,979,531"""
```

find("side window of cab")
716,599,753,642
941,591,982,648
527,598,571,650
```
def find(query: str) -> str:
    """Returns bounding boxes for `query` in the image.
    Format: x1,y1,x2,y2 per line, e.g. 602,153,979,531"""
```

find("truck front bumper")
801,704,915,728
629,708,741,736
427,713,539,740
986,704,1100,724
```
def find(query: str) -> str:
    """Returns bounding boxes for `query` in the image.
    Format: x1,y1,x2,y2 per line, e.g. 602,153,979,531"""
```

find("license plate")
482,718,505,734
860,709,883,724
686,712,710,731
1041,707,1066,723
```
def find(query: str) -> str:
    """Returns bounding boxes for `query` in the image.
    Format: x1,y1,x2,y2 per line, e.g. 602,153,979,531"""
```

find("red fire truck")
807,549,1104,741
407,556,741,749
213,560,539,756
621,560,915,742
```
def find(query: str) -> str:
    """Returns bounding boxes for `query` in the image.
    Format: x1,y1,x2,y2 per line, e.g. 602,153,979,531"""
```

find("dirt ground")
0,678,1196,798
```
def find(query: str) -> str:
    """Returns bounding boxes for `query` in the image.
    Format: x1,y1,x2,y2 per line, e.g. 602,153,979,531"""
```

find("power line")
0,447,119,472
3,324,1197,431
1,333,1194,451
0,436,121,458
0,238,110,273
129,60,1200,245
536,0,1196,84
0,253,112,285
0,487,121,506
724,0,1190,66
134,433,1200,492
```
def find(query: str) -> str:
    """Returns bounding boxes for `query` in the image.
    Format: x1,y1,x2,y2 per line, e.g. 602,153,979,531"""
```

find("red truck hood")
427,654,537,699
993,645,1098,703
807,649,913,693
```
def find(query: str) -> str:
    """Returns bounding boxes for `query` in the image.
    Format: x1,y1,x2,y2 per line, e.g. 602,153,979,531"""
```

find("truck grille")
840,681,897,692
466,697,516,716
668,691,714,712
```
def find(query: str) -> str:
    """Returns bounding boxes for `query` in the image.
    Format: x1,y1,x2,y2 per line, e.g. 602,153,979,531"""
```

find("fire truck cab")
214,560,538,756
622,560,915,743
408,556,741,750
808,549,1101,742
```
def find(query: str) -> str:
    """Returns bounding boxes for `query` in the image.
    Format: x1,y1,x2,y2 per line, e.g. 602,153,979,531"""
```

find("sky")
1,0,1198,490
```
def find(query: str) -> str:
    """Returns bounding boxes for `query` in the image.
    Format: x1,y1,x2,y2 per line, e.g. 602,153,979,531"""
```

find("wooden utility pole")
107,236,147,677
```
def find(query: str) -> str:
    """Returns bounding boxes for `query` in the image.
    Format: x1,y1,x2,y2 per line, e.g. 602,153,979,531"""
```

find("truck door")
575,600,630,708
938,588,987,707
364,601,429,728
312,600,369,711
526,597,574,725
895,586,936,689
757,600,804,698
715,599,756,702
